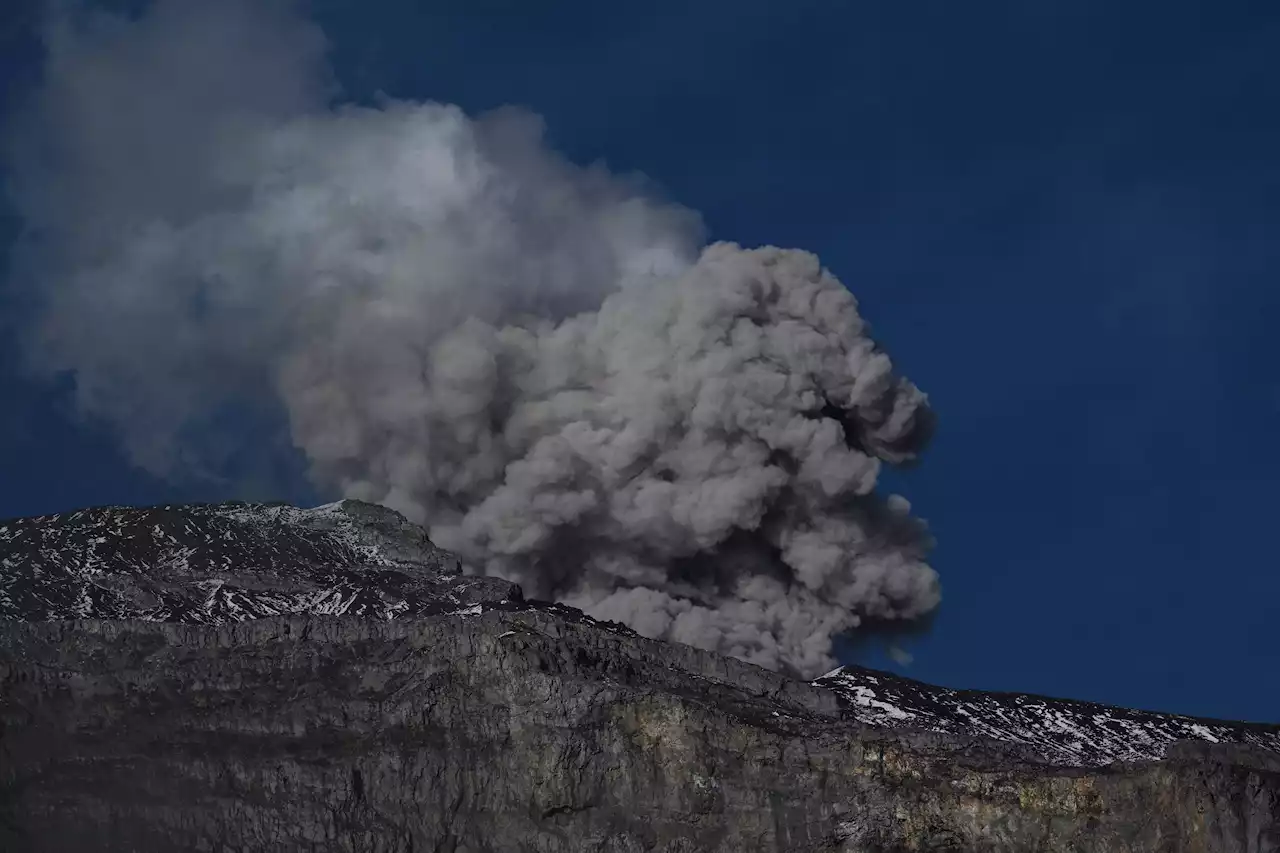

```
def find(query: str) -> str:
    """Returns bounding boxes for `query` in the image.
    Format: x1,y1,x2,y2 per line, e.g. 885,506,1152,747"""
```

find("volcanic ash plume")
4,0,939,677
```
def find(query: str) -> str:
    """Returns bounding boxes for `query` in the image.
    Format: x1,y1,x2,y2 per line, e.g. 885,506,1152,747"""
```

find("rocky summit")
1,501,1277,852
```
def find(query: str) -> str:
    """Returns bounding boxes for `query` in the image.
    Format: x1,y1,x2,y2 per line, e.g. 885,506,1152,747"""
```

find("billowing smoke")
3,0,939,677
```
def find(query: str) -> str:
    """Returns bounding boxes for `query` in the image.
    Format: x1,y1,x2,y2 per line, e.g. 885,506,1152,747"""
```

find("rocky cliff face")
2,501,1278,852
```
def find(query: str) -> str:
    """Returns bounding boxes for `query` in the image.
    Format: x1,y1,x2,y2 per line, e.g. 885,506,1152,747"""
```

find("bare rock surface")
1,500,1277,852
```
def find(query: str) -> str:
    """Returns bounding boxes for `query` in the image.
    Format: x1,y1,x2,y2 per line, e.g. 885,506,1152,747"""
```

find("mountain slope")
818,665,1280,768
0,500,506,622
2,499,1275,768
1,500,1278,852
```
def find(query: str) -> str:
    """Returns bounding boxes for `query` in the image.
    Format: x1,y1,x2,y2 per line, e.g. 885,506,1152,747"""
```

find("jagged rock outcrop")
1,501,1277,852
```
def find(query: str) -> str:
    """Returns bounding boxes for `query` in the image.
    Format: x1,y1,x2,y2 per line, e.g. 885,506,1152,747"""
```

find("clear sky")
2,0,1278,722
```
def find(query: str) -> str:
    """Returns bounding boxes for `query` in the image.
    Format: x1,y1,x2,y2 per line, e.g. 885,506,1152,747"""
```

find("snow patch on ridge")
814,665,1280,767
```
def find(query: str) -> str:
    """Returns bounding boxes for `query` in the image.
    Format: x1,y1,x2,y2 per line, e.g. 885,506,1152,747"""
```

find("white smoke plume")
3,0,939,677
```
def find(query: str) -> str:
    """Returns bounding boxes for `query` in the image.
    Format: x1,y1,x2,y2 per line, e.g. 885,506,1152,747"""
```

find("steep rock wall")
2,612,1277,852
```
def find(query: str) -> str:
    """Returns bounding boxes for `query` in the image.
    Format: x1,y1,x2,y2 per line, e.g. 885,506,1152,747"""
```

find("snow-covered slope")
0,499,519,623
815,665,1280,766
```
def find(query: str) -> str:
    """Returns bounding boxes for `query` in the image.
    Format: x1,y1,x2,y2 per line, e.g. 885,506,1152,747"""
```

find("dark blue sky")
2,0,1278,721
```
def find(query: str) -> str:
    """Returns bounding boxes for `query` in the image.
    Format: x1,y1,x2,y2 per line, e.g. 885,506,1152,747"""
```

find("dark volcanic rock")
0,500,515,622
1,501,1277,852
816,667,1280,768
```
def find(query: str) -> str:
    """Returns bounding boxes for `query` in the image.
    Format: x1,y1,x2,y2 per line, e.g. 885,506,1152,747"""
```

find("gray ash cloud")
3,0,938,676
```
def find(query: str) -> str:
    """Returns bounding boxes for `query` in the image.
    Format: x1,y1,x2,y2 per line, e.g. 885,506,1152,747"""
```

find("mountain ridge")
2,498,1277,766
2,499,1278,851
